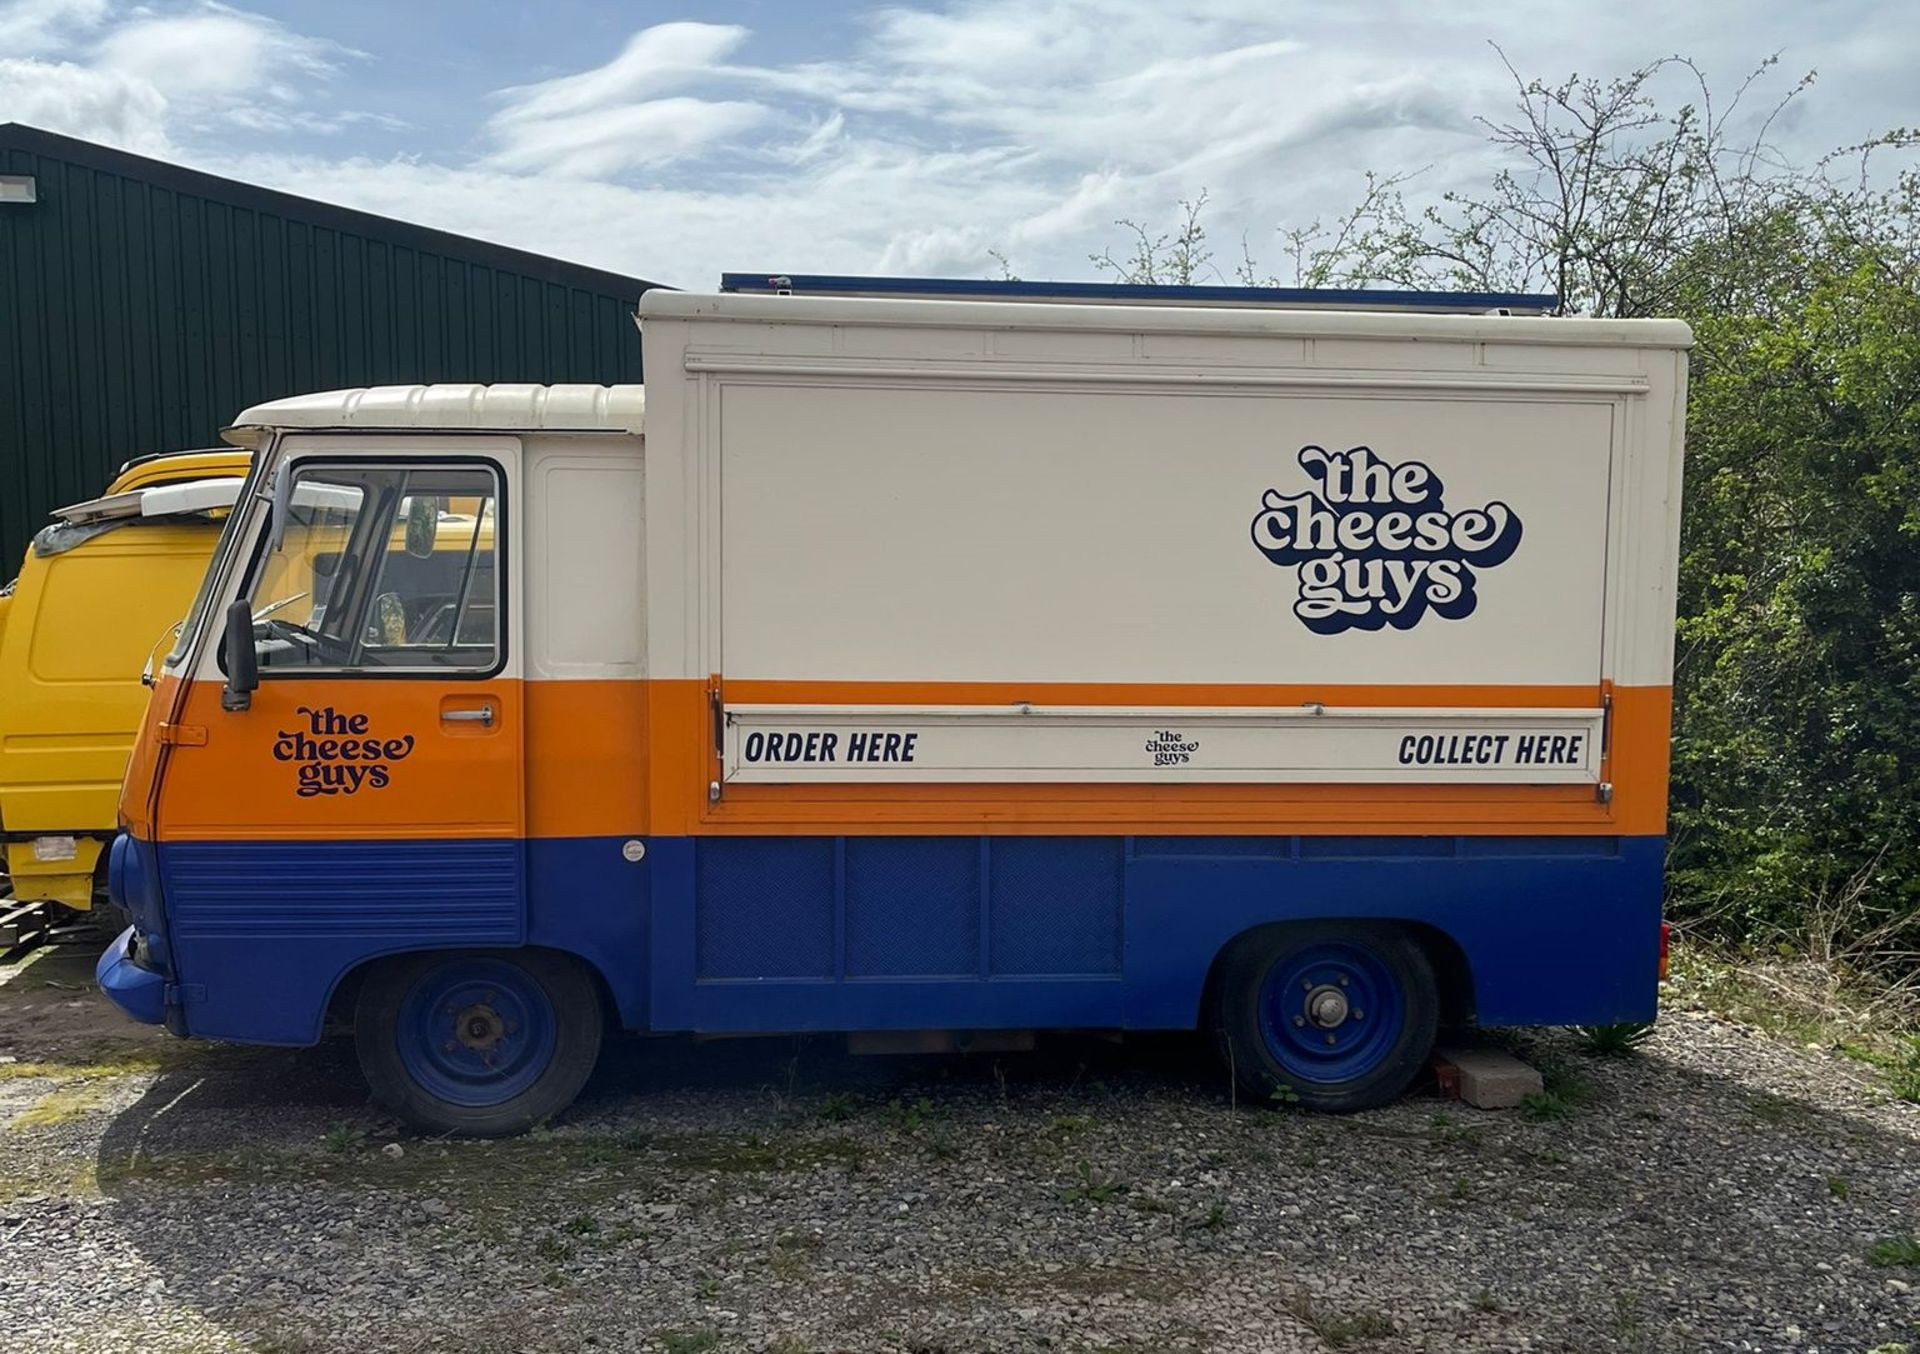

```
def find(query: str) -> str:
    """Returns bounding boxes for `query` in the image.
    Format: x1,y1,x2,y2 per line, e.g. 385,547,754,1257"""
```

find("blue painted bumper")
96,926,168,1026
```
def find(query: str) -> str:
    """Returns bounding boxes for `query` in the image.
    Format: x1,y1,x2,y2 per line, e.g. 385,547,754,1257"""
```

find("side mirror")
221,598,258,711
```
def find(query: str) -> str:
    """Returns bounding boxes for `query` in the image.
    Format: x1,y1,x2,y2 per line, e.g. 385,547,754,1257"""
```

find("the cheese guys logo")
1250,445,1522,634
273,705,415,797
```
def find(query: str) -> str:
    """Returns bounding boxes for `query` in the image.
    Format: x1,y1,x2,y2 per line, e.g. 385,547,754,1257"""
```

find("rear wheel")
354,949,603,1137
1212,922,1438,1112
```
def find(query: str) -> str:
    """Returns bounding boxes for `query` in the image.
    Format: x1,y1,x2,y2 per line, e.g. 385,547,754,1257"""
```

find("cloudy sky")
2,1,1915,289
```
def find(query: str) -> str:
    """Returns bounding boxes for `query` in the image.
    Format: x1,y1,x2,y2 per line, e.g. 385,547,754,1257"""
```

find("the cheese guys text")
1249,445,1523,634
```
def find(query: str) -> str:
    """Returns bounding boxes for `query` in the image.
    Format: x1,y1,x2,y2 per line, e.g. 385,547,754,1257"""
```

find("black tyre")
354,948,604,1137
1212,921,1439,1112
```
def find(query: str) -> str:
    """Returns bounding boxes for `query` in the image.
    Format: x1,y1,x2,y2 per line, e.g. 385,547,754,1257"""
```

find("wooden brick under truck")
97,276,1689,1135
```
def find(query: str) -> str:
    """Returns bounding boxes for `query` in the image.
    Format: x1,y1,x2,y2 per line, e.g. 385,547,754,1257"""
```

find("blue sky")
3,1,1917,289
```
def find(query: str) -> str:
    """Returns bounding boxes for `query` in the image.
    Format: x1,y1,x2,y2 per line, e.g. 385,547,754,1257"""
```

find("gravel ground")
1,944,1916,1354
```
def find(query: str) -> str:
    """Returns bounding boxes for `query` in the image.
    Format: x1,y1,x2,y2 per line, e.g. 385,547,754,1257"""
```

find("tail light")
1657,921,1672,982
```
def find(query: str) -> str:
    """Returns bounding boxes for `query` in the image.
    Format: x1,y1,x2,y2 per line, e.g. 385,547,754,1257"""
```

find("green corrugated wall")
0,123,659,570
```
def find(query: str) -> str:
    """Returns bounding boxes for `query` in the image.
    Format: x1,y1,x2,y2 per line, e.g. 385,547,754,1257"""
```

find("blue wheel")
1214,923,1438,1112
355,949,603,1136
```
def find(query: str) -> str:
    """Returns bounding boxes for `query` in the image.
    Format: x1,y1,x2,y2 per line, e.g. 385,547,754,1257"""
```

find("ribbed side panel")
161,839,523,942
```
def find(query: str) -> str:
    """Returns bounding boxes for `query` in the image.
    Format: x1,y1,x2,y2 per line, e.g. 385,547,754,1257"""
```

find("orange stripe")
133,677,1669,842
652,680,1672,838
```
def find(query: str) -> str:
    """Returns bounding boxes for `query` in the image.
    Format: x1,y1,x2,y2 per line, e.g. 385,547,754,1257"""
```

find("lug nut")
1324,1033,1337,1046
1293,1015,1306,1028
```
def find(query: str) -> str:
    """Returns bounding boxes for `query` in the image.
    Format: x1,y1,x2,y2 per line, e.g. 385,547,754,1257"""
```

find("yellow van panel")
0,511,229,907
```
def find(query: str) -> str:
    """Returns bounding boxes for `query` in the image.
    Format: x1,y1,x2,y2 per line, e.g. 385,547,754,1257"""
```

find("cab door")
153,441,526,1043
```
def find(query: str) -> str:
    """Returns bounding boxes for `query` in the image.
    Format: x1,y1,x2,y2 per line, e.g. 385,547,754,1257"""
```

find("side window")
242,462,503,675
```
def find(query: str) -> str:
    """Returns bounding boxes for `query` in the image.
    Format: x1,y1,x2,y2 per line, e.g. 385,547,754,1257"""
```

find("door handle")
442,705,495,728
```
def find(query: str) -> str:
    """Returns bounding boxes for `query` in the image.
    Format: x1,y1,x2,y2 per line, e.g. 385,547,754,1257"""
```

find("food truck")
98,277,1689,1134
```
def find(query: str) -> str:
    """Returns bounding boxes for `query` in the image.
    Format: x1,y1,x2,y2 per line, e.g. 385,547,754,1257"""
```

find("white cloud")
493,22,750,124
0,53,168,153
486,96,768,177
484,22,765,177
0,0,108,56
92,4,355,131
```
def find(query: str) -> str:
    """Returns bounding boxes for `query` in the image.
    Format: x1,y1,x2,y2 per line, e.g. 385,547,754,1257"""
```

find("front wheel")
1212,922,1438,1113
354,949,604,1136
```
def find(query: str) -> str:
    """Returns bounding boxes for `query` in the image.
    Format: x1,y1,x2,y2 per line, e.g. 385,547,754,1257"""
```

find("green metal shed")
0,122,661,570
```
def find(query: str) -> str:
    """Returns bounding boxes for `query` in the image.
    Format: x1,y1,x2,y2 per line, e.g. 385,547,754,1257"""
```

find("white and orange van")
99,276,1689,1135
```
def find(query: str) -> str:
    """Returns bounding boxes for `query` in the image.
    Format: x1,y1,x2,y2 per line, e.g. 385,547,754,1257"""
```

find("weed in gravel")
817,1091,857,1122
669,1134,866,1175
1428,1112,1484,1150
1518,1090,1577,1122
1866,1236,1920,1267
0,1054,172,1081
535,1233,573,1263
563,1213,599,1237
1044,1114,1092,1140
1828,1175,1851,1200
320,1122,364,1154
1286,1292,1397,1348
1746,1091,1809,1125
1129,1192,1174,1215
1888,1037,1920,1104
923,1124,962,1161
770,1230,824,1280
1472,1288,1501,1313
9,1080,110,1129
1189,1199,1230,1233
1058,1158,1126,1205
661,1329,721,1354
1269,1083,1302,1108
1447,1176,1472,1202
884,1096,934,1134
1576,1021,1656,1056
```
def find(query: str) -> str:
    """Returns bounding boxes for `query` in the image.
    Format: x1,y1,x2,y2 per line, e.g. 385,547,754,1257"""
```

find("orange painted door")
156,452,523,846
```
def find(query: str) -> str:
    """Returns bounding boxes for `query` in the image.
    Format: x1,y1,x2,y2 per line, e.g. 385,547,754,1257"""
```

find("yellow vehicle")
0,450,251,911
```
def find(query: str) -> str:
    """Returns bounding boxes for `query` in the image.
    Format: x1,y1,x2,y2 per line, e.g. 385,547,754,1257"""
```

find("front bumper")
95,925,167,1025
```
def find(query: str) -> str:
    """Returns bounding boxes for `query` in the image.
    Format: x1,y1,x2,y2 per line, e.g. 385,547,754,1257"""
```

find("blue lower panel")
125,831,1661,1048
650,834,1661,1033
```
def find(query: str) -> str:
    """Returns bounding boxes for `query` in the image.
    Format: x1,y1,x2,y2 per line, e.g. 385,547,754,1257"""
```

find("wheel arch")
1198,916,1476,1031
321,943,622,1037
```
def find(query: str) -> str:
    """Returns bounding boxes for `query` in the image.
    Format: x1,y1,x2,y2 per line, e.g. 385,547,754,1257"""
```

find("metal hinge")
709,683,726,804
157,722,207,747
164,983,206,1004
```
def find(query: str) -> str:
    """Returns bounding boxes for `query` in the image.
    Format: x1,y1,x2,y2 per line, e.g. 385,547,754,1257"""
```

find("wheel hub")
1304,984,1350,1028
454,1004,506,1051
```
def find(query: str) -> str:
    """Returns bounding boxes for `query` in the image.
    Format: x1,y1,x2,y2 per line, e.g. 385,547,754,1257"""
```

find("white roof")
55,476,245,525
226,384,645,437
638,289,1694,348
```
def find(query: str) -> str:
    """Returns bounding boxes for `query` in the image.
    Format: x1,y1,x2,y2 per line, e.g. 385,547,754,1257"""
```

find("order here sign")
722,705,1605,785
